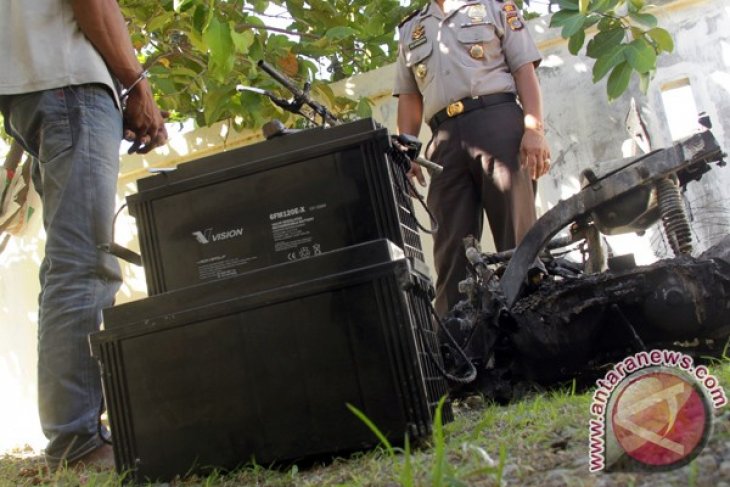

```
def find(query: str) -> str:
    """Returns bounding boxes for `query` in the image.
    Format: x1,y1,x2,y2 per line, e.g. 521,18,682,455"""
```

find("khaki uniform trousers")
426,100,537,317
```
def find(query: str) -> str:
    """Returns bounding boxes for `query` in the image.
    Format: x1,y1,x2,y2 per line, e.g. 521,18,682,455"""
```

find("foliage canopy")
550,0,674,100
120,0,672,129
120,0,425,129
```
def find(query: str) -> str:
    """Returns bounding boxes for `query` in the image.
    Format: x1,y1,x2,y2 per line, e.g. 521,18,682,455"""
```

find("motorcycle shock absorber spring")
656,177,692,256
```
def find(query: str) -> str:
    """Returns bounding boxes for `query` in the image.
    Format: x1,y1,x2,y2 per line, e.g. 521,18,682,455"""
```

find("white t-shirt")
0,0,118,105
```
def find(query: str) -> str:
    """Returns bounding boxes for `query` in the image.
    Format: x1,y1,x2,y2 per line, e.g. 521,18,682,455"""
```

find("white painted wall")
533,0,730,261
2,0,728,453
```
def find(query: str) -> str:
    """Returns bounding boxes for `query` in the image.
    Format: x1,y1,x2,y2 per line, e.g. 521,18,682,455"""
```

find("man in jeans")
0,0,167,468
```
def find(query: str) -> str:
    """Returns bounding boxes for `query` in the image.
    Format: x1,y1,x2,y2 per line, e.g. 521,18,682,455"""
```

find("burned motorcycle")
440,128,730,401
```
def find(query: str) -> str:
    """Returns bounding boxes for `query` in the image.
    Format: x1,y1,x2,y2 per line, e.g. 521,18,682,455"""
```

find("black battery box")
91,240,451,482
128,118,426,295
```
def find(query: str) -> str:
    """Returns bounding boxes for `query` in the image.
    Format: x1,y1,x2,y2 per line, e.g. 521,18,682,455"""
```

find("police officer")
394,0,551,317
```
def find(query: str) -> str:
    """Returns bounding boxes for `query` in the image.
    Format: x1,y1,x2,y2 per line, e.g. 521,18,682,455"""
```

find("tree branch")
235,23,320,40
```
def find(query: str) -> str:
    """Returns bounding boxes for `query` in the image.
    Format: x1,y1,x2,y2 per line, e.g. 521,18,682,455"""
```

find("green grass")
2,361,729,486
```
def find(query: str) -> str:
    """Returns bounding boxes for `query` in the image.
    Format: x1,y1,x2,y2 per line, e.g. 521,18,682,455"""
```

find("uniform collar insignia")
467,3,487,19
412,23,426,40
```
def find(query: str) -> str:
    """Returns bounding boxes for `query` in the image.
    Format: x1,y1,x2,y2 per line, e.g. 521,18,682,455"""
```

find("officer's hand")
123,79,169,154
407,161,427,197
520,128,551,180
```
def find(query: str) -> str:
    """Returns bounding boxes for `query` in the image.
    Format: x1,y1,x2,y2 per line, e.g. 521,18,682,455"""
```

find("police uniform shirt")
393,0,541,122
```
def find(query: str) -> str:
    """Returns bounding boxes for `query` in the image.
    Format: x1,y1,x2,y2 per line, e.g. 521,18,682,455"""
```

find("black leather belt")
428,93,516,131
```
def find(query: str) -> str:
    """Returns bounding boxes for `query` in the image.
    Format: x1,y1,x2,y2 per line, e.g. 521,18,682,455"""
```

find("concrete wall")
534,0,730,261
2,0,728,452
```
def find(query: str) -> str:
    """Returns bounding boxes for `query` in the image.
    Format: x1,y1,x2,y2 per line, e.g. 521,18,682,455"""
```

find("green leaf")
561,13,587,38
204,16,235,79
629,0,646,10
203,86,234,125
248,36,265,61
146,12,174,33
647,27,674,52
170,66,200,78
592,44,627,82
231,30,255,54
630,27,645,39
629,12,658,27
312,82,336,108
569,30,586,55
152,76,176,95
186,28,207,53
597,16,620,32
399,436,413,487
639,70,653,93
591,0,621,11
252,0,268,12
586,28,625,59
148,65,168,76
579,0,589,14
244,15,267,29
584,16,601,29
356,97,373,118
430,397,448,486
192,4,209,33
346,404,395,457
625,38,657,74
324,26,359,41
558,0,580,10
550,10,581,28
607,61,632,100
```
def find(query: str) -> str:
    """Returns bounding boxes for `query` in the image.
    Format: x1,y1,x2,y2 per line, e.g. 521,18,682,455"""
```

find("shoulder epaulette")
398,9,419,28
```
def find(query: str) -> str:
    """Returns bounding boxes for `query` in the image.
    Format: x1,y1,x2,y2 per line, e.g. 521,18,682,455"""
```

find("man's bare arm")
397,92,424,138
70,0,141,86
70,0,167,153
514,62,551,179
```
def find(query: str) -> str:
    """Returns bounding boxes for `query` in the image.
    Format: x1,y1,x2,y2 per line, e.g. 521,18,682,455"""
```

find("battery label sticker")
197,255,259,281
270,203,327,259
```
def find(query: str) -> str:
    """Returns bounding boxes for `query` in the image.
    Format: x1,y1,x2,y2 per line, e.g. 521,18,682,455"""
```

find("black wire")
403,176,439,235
389,147,439,235
416,294,477,385
110,203,127,245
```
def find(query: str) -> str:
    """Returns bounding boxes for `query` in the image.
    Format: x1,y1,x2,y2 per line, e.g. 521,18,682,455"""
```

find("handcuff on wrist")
120,69,149,108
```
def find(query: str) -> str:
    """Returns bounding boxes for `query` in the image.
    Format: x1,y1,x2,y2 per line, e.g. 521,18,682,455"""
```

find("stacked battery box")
127,118,426,295
91,119,451,482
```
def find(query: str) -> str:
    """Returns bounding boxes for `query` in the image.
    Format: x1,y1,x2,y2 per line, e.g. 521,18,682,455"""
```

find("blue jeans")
1,84,122,466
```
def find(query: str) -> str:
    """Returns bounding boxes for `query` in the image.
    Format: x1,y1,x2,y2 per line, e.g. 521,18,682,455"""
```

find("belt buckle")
446,101,464,118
